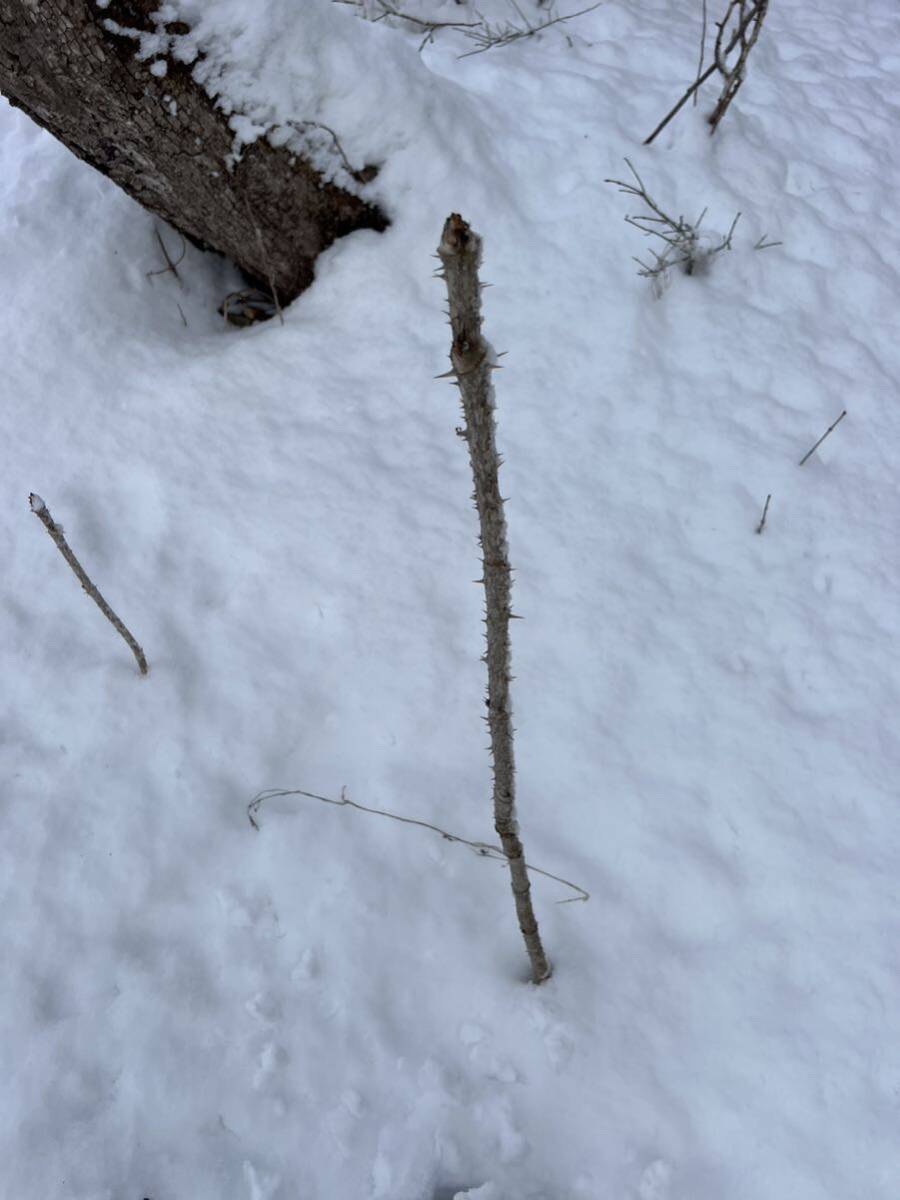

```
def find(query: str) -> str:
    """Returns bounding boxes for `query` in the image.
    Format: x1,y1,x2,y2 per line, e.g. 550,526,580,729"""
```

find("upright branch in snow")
29,494,148,676
707,0,769,134
644,0,769,144
605,159,740,292
436,214,552,985
755,493,772,535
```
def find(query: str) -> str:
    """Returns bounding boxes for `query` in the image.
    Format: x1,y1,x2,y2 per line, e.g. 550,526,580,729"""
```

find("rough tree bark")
0,0,388,303
437,213,552,986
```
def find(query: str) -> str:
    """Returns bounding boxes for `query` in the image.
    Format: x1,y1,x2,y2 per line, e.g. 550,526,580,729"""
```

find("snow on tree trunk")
0,0,388,302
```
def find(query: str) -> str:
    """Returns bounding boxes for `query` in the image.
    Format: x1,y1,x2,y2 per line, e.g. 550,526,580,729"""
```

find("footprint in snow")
216,887,281,940
637,1159,673,1200
459,1023,518,1083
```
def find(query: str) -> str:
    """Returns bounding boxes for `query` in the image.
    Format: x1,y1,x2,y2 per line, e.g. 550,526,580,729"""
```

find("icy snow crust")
3,1,900,1197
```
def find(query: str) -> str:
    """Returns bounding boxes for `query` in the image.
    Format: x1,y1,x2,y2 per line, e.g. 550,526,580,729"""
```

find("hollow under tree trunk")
0,0,388,303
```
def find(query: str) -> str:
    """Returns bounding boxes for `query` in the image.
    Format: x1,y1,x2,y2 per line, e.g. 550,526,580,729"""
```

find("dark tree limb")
0,0,388,303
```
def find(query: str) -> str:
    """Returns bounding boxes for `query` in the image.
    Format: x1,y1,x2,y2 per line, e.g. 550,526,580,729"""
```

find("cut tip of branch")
29,493,47,514
439,212,479,257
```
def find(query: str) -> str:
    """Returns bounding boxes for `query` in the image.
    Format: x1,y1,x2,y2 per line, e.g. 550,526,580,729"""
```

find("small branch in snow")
707,0,769,135
29,494,148,675
753,233,782,251
336,0,600,55
755,493,772,534
146,226,186,285
334,0,480,50
285,119,378,186
247,786,589,904
605,159,740,291
643,0,769,145
458,2,604,59
798,410,847,467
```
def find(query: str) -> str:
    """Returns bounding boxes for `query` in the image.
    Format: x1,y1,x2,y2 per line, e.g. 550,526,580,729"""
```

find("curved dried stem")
248,786,589,904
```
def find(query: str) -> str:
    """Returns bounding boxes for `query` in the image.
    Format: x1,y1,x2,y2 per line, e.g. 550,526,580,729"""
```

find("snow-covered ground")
3,1,900,1197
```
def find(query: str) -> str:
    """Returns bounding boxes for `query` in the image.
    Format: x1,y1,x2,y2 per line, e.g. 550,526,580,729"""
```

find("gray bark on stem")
29,494,148,676
436,213,552,985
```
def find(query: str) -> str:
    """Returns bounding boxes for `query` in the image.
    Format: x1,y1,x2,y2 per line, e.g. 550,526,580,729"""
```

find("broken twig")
29,493,148,675
799,410,847,467
755,493,772,534
146,226,186,284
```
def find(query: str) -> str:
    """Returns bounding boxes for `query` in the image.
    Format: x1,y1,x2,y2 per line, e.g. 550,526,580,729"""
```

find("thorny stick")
437,213,553,983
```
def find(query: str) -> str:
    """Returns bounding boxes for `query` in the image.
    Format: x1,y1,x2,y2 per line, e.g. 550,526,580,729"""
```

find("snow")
3,1,900,1198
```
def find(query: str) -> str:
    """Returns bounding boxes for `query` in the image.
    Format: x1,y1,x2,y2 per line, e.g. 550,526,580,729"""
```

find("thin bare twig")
242,201,284,325
799,410,847,467
247,786,589,904
694,0,708,106
755,493,772,534
29,493,148,675
334,0,479,49
459,1,603,57
606,159,740,288
285,119,377,185
146,226,186,284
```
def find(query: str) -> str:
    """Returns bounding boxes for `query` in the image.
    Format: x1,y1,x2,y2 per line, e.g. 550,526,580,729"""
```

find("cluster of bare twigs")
645,0,770,144
458,1,601,57
605,159,740,292
335,0,600,54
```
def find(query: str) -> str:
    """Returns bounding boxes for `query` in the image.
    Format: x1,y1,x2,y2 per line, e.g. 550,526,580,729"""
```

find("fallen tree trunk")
0,0,388,303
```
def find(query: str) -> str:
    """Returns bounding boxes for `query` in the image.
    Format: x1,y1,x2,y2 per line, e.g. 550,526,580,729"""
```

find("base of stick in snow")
436,213,552,986
29,494,148,675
